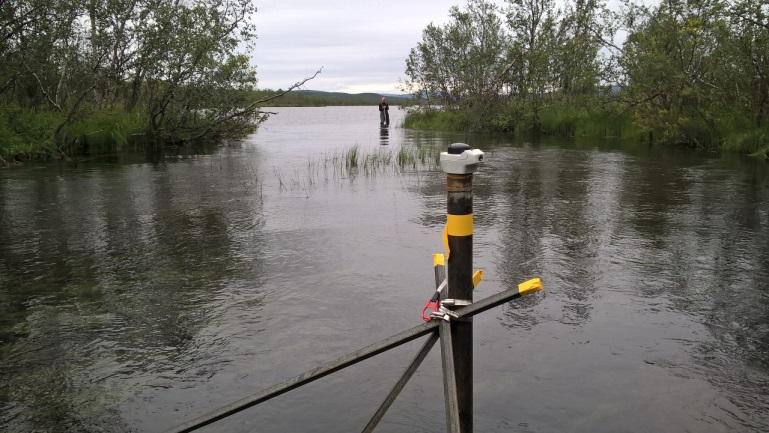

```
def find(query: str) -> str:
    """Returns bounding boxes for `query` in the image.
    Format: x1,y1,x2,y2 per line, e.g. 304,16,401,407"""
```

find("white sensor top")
440,146,484,174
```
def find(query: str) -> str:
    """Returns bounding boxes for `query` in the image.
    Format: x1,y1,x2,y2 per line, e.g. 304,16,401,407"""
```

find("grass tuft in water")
270,144,441,194
344,145,359,170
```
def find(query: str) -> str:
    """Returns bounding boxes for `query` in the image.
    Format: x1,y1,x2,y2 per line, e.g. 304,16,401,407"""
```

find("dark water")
1,106,768,433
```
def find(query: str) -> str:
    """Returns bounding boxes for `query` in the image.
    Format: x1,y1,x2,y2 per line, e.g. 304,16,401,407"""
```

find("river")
1,106,768,433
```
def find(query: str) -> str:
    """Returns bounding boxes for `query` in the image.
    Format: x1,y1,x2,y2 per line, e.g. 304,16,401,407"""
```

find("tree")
403,0,767,152
404,0,507,109
0,0,280,160
726,0,769,128
620,0,739,146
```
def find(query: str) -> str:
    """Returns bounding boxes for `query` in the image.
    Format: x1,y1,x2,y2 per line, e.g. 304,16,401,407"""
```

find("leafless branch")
251,67,323,106
589,27,623,52
618,91,662,114
54,84,97,146
25,65,63,111
189,68,323,140
218,67,323,122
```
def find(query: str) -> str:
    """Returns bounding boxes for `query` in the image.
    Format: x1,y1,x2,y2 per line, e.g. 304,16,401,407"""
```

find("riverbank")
403,106,769,159
0,107,147,164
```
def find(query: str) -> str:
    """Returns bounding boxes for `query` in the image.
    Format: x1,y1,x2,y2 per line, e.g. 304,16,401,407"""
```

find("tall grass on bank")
59,111,146,156
404,105,768,157
0,106,62,162
717,115,769,158
403,110,470,131
0,107,147,164
404,105,642,140
535,105,642,142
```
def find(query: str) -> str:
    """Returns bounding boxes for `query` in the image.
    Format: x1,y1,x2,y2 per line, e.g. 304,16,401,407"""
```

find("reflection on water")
1,106,768,432
1,154,268,432
380,127,389,146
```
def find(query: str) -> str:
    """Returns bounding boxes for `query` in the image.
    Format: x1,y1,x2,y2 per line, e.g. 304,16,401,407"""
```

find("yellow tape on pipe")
446,214,473,237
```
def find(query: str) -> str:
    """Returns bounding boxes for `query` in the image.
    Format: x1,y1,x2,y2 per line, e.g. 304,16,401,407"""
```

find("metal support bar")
362,255,447,433
166,285,534,433
440,320,461,433
360,331,439,433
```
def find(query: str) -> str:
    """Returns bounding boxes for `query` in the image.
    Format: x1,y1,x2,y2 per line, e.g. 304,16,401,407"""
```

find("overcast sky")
250,0,629,94
250,0,472,94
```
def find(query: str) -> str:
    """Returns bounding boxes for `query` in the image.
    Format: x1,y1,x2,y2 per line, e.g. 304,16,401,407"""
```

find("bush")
406,101,643,145
404,109,471,131
60,110,146,155
0,106,61,162
0,106,147,163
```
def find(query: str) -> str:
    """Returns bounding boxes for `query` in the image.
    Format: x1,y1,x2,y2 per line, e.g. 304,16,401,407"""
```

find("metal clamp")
421,279,448,322
430,305,460,322
441,299,472,307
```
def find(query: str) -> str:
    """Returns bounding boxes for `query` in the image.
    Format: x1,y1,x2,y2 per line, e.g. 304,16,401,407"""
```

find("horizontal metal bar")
167,285,528,433
360,330,439,433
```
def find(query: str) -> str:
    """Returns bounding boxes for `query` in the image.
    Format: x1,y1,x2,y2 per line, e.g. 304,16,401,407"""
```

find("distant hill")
251,89,413,107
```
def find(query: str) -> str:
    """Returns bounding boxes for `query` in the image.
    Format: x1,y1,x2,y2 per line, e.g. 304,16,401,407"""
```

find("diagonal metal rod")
362,259,446,433
166,285,533,433
439,320,461,433
360,331,439,433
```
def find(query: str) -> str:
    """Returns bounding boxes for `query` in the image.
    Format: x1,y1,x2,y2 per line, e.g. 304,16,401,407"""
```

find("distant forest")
251,90,412,107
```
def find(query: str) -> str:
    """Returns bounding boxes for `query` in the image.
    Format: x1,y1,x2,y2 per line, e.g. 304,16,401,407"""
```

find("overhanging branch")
188,68,323,140
252,67,324,106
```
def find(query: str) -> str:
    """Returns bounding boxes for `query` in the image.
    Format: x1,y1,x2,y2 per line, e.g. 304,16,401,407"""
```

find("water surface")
1,106,768,432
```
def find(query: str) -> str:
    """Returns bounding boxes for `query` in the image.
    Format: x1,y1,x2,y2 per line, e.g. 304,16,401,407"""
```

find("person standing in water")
378,96,389,127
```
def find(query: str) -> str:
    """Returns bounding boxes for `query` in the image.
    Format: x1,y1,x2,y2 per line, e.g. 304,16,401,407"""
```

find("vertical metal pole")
433,251,463,433
440,143,483,433
439,320,461,433
446,171,474,433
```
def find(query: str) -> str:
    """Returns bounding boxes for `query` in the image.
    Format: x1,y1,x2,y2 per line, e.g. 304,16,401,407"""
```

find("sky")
249,0,632,94
250,0,468,94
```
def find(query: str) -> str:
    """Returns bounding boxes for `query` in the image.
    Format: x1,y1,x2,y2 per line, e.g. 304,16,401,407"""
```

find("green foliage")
0,0,264,163
0,106,60,160
613,0,769,152
0,108,148,162
403,109,472,131
405,102,643,145
403,0,769,157
404,0,508,108
717,114,769,154
60,110,146,155
536,104,632,139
